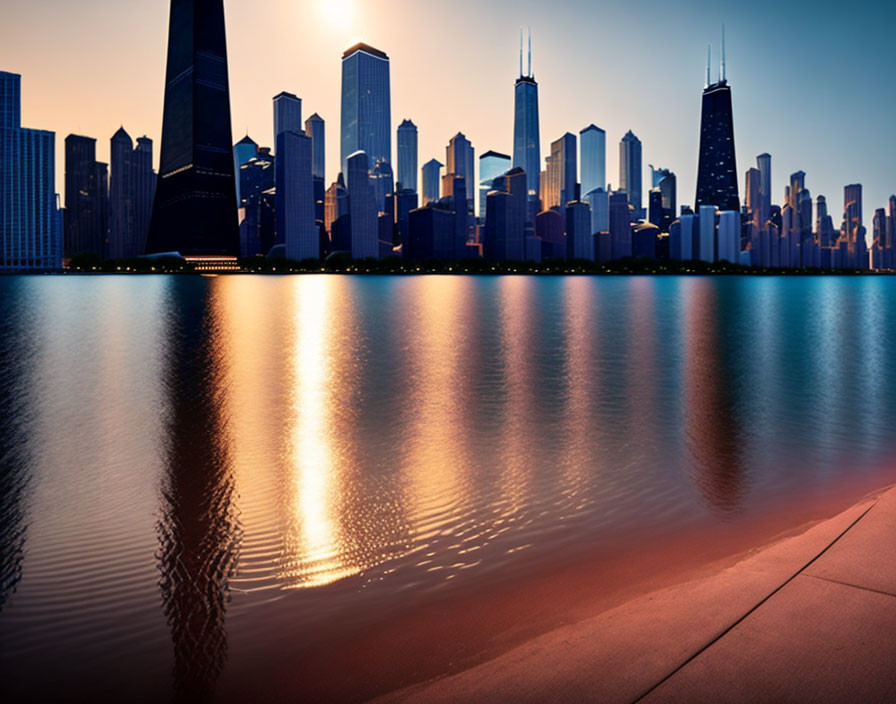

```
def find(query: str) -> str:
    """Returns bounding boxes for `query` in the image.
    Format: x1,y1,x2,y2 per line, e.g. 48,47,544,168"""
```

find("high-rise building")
65,135,107,258
566,201,594,261
444,133,474,214
132,137,155,257
619,131,643,217
697,205,717,262
147,0,239,256
584,187,609,235
609,191,631,260
717,210,740,263
422,159,442,206
843,184,867,269
479,150,511,222
396,119,418,192
1,71,59,270
274,92,302,141
109,127,133,260
346,151,378,259
513,30,540,208
276,130,318,261
233,134,258,207
649,166,677,231
757,153,772,222
484,167,526,261
304,114,326,223
695,39,740,213
370,160,394,214
304,113,325,180
580,125,606,198
239,148,275,256
545,133,577,211
341,43,391,177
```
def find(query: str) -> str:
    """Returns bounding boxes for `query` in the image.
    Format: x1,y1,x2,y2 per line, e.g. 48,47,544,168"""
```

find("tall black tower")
695,34,740,213
146,0,239,256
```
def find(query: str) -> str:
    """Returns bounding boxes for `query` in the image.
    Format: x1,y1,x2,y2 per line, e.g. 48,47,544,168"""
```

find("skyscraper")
580,125,606,198
109,127,133,260
619,131,643,217
843,183,867,268
304,114,325,223
609,191,631,260
397,119,418,192
147,0,239,256
566,201,594,261
304,113,325,180
1,71,59,270
444,133,475,214
274,92,302,141
513,30,540,208
233,134,258,207
695,39,740,213
340,43,391,177
479,150,511,222
276,130,318,261
421,158,442,206
757,153,772,221
132,137,155,256
545,133,577,211
65,134,107,258
346,151,378,259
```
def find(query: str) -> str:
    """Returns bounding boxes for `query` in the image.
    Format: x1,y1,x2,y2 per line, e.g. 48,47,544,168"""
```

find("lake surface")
2,274,896,702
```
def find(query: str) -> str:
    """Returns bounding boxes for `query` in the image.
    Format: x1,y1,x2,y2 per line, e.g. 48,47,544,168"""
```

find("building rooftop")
480,150,511,161
343,43,389,61
236,134,258,146
273,91,300,101
580,124,605,134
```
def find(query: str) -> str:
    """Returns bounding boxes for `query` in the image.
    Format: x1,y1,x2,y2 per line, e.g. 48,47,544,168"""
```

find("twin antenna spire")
519,28,533,78
705,24,728,87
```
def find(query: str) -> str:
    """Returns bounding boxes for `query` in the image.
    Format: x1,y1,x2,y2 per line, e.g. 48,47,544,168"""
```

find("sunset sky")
3,0,894,221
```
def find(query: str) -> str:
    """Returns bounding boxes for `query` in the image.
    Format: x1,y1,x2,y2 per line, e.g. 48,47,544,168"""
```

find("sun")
319,0,354,29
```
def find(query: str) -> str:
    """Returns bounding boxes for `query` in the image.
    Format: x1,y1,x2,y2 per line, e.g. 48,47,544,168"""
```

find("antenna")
706,44,711,87
528,28,532,77
721,24,727,82
519,29,523,77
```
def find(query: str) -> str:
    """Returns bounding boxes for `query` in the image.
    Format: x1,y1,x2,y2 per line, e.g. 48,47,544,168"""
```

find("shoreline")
375,480,896,703
216,468,896,704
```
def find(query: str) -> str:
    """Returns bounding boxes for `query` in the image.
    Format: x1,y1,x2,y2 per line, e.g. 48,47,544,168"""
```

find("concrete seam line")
801,573,896,601
629,500,879,704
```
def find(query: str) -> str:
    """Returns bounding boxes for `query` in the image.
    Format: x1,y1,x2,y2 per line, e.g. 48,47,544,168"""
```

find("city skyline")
2,0,893,225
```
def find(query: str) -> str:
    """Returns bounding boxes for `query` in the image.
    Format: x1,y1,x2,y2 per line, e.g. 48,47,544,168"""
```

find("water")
2,274,896,702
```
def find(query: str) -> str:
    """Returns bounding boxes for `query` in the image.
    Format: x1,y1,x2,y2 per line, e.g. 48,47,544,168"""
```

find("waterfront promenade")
383,485,896,703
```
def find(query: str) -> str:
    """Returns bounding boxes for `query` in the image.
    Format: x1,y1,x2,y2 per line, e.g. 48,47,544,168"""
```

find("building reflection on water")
685,280,747,514
0,289,34,612
156,281,241,703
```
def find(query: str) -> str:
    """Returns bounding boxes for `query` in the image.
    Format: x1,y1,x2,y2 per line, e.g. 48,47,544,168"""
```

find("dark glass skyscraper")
513,31,540,207
397,119,418,193
146,0,239,256
695,43,740,213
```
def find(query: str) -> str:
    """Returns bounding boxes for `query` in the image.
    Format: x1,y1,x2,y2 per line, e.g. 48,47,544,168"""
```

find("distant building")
609,191,631,260
717,210,740,263
445,133,475,214
479,150,511,222
695,41,740,212
240,148,276,257
109,128,156,259
394,188,418,253
274,92,302,142
370,160,394,213
566,201,594,261
697,205,717,262
0,71,59,270
233,135,258,207
619,131,643,217
584,187,609,236
843,184,867,269
580,125,606,198
276,130,318,261
341,43,391,177
484,167,526,261
397,119,418,192
513,30,541,208
545,133,577,211
65,134,107,258
536,209,565,260
304,113,325,180
346,151,378,259
422,158,442,206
